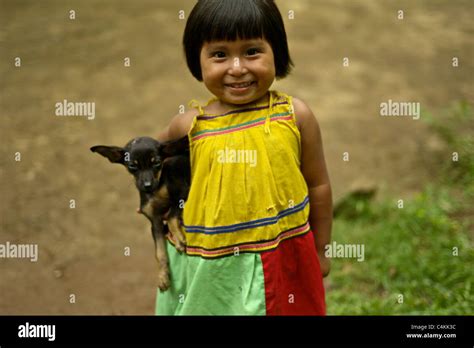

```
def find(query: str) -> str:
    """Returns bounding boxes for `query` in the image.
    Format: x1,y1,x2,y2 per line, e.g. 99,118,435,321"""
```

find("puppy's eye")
128,163,138,171
153,160,161,169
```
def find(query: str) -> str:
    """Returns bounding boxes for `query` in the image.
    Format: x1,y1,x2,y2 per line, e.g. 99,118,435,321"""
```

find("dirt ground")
0,0,472,314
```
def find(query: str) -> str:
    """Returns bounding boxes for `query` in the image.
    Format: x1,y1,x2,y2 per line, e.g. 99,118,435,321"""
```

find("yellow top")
181,90,310,258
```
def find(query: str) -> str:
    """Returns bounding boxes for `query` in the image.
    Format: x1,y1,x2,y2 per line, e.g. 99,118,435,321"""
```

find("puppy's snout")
137,171,156,192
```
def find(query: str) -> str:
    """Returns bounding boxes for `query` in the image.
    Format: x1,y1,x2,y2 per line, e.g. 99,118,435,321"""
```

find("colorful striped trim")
184,196,309,234
196,101,288,120
168,222,311,258
191,112,292,141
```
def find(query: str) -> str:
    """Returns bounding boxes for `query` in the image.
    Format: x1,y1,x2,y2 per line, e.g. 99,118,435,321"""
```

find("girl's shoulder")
283,94,316,131
167,108,200,140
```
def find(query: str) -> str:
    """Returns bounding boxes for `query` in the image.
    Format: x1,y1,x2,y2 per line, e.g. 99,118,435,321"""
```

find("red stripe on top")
184,222,310,257
192,115,293,141
260,231,326,315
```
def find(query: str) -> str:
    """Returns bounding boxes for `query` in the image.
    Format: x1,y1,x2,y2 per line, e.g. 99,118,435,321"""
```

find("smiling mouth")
225,81,256,88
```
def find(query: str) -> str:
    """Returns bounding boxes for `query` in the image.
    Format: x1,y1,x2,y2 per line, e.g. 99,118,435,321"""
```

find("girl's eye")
212,51,226,58
246,48,260,56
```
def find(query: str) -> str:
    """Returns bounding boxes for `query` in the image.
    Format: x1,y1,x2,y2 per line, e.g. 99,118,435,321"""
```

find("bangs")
199,0,266,43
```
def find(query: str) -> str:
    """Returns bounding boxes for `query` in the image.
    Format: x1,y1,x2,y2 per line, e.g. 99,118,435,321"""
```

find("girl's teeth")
231,82,252,88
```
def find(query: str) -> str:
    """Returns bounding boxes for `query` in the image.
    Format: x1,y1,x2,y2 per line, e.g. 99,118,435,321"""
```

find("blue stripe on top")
184,196,310,235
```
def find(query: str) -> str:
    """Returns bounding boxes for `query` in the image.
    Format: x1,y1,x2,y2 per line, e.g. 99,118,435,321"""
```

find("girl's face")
200,38,276,106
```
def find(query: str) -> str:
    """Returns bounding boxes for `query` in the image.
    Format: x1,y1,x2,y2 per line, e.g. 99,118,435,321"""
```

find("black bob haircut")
183,0,294,81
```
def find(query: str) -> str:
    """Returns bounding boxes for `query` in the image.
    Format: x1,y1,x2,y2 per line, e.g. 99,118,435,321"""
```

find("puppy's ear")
90,145,126,164
159,136,189,158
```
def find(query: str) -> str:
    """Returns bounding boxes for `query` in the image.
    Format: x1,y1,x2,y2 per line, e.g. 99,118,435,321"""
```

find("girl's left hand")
318,252,331,277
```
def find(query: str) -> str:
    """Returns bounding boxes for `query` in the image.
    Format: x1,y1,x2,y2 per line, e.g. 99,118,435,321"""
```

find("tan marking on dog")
148,185,170,217
140,200,154,219
155,169,163,187
155,234,170,291
155,184,169,201
139,182,173,291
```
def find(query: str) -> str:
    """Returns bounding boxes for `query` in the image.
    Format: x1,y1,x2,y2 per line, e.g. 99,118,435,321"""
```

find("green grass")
327,101,474,315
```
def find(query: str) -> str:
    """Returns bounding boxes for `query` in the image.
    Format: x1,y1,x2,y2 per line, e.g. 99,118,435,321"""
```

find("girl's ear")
159,136,190,158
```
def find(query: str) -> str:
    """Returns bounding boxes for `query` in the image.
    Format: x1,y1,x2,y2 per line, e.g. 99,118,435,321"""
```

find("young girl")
156,0,332,315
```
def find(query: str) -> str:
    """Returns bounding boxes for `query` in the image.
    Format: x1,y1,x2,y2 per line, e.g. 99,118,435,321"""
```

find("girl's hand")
317,251,331,278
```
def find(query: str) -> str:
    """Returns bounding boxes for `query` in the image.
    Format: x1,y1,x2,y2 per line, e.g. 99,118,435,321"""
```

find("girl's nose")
228,57,248,76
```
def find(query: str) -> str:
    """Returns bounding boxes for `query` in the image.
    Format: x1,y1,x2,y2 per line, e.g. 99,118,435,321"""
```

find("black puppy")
90,136,190,291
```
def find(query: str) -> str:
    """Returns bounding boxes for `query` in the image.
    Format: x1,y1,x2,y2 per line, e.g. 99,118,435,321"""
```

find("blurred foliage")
334,188,377,221
424,100,474,194
327,101,474,315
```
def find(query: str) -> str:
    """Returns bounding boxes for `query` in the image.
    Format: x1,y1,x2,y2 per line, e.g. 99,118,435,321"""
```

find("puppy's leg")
168,215,186,253
167,204,186,252
151,220,170,291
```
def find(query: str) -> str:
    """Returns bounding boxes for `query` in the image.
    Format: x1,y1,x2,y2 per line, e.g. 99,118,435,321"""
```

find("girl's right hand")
318,251,331,278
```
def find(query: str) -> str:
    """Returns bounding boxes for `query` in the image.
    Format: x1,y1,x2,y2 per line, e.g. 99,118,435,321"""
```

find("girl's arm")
293,97,333,277
156,110,197,142
156,124,171,142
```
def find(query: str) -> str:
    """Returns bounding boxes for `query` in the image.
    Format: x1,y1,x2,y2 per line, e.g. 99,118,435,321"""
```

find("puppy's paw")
157,267,170,292
174,227,187,253
168,217,187,253
175,238,187,253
